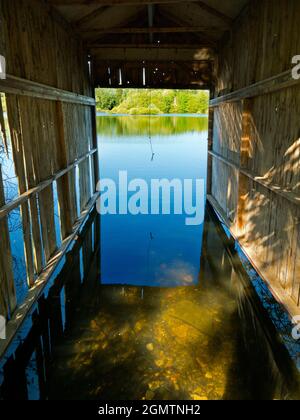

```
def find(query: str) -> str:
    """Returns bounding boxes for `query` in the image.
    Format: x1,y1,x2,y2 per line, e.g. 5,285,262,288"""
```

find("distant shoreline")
96,112,208,118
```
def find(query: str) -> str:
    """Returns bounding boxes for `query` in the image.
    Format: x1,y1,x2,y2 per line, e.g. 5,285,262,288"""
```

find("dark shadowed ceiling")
47,0,248,89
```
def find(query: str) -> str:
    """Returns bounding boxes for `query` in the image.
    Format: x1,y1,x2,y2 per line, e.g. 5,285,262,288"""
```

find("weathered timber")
0,75,95,106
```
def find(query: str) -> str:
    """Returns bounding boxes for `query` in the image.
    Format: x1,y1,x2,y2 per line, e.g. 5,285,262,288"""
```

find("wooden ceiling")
48,0,248,89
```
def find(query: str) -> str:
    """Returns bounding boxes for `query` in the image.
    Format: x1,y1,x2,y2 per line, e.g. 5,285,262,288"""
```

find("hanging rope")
148,80,155,162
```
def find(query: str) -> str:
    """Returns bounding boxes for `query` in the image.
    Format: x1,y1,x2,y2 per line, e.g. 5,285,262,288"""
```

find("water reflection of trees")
97,115,208,138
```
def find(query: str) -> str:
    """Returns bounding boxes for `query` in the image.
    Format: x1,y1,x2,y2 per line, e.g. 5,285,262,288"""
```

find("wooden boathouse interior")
0,0,300,358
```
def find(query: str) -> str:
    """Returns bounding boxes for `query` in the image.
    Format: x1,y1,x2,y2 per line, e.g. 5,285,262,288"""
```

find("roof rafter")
157,7,218,47
194,1,232,24
75,6,109,26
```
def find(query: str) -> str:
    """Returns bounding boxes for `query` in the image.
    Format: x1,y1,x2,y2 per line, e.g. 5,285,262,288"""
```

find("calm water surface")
98,115,208,287
0,115,299,400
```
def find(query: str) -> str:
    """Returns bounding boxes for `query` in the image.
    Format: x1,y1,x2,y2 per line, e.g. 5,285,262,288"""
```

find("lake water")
98,115,208,287
0,114,299,400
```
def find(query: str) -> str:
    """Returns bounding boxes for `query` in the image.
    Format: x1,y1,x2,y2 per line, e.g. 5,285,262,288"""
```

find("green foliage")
95,88,209,115
95,89,118,111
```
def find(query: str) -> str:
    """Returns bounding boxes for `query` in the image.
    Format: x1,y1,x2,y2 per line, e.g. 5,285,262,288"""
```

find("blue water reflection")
98,115,208,287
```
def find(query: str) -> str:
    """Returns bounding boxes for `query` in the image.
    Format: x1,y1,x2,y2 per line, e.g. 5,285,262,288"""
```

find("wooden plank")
39,186,57,262
21,97,58,275
84,26,223,34
236,99,252,232
0,94,8,153
6,95,35,286
0,192,100,359
0,166,17,318
210,70,300,106
209,150,300,207
29,195,44,275
0,149,97,221
88,43,213,49
0,75,95,106
55,101,74,239
49,0,215,5
91,47,214,61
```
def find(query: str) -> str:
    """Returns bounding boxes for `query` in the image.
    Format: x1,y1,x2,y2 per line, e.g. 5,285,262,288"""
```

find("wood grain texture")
210,0,300,314
0,0,96,321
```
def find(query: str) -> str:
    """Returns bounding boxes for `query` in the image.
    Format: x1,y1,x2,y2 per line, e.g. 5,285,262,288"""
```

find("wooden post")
90,59,100,190
207,105,214,195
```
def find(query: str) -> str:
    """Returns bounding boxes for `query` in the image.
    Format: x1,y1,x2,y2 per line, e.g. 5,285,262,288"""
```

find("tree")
95,88,209,115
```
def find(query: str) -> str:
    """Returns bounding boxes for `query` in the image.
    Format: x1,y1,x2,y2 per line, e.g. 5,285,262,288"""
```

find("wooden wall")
0,0,98,338
209,0,300,316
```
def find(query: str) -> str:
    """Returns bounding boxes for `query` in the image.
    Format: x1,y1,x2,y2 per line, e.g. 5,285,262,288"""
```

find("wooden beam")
75,6,108,27
97,82,211,89
49,0,207,5
82,26,222,34
0,149,97,221
208,150,300,207
0,75,95,106
210,69,300,106
195,1,233,24
88,43,213,49
91,47,214,60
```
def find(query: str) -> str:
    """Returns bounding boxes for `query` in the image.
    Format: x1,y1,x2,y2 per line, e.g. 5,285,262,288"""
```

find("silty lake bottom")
0,115,300,400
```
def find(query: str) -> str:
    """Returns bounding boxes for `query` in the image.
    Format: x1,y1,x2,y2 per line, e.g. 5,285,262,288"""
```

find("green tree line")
95,89,209,115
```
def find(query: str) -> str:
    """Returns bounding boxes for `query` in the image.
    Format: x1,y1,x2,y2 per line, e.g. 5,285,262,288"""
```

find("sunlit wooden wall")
208,0,300,316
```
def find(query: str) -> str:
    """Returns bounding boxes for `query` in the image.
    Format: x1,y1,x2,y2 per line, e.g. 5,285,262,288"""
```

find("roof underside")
48,0,248,89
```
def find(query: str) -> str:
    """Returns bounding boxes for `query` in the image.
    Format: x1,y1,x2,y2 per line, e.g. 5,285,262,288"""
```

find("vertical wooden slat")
17,96,44,274
236,99,252,232
90,58,100,192
0,165,17,317
39,186,57,262
34,100,57,262
55,101,74,239
0,94,8,154
6,94,35,286
60,102,79,225
29,195,44,275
